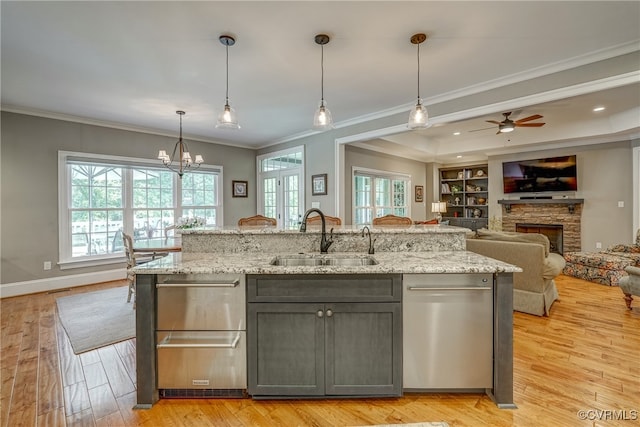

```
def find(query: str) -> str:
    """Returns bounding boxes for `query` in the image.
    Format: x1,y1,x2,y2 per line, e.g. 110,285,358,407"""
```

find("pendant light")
407,33,429,129
216,35,240,129
313,34,333,130
158,111,204,178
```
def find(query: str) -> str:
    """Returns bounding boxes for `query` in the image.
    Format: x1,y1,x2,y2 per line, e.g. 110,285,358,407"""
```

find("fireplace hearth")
516,223,563,255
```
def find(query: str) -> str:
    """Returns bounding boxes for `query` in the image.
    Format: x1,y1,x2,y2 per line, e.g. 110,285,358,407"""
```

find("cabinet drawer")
156,331,246,389
247,274,402,303
157,274,245,331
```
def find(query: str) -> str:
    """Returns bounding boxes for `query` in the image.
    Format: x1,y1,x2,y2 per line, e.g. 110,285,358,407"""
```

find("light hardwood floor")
2,275,639,427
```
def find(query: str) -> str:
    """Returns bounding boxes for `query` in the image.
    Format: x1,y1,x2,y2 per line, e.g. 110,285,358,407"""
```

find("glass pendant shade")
313,100,333,130
216,103,240,129
408,99,429,129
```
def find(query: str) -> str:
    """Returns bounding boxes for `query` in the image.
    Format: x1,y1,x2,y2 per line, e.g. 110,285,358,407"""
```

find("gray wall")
1,112,256,284
487,141,634,251
344,145,429,224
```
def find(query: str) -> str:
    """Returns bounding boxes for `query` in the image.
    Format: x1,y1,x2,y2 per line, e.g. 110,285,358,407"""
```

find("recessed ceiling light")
593,106,605,112
453,132,461,136
456,155,463,159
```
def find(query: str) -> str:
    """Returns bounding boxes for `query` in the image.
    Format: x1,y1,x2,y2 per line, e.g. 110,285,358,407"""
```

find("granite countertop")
132,250,522,275
179,225,467,235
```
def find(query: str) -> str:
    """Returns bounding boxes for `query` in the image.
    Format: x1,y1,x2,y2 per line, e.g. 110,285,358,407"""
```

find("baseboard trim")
0,269,126,298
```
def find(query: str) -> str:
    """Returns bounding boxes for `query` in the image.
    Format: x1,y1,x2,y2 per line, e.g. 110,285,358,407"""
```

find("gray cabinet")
247,274,402,398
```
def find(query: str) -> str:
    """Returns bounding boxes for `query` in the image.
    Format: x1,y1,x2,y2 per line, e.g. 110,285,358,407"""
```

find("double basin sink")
270,254,378,267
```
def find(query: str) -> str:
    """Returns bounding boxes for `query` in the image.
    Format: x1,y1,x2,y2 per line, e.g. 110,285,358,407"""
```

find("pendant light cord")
416,42,421,100
225,43,230,105
320,44,325,103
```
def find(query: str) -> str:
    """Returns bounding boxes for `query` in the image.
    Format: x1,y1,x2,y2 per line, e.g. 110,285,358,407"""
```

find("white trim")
265,47,640,148
634,145,640,240
0,269,126,299
1,104,248,149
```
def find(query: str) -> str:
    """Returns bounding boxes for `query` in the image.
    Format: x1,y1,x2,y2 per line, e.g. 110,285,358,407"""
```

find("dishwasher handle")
407,286,492,291
156,333,241,349
156,279,240,288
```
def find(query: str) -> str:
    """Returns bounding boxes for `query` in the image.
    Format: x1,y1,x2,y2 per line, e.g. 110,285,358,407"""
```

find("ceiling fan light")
408,100,429,129
313,100,334,130
216,103,240,129
499,122,515,133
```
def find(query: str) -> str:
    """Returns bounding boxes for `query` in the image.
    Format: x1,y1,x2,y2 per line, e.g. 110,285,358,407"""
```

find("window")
353,168,410,226
59,152,222,267
257,146,304,229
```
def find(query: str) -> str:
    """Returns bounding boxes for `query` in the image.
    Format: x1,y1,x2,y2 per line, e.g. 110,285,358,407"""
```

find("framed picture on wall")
312,174,327,196
232,180,248,197
415,185,424,202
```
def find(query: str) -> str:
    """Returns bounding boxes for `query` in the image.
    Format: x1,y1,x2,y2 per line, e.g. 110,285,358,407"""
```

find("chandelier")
157,110,203,178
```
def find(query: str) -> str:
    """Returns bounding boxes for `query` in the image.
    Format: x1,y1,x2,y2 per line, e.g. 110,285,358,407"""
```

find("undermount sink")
270,255,378,267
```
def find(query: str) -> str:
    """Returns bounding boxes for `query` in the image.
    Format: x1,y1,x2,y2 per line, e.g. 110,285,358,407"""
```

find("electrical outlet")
44,261,52,270
596,242,602,249
618,201,624,208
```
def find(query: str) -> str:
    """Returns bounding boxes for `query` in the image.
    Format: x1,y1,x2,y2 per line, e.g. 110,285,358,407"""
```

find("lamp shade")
431,202,447,213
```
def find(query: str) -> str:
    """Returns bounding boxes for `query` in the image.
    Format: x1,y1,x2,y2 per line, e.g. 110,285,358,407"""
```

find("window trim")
352,166,412,225
256,145,305,229
58,151,223,269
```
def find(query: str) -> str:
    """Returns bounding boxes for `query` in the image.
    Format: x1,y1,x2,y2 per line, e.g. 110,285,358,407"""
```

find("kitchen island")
133,224,520,409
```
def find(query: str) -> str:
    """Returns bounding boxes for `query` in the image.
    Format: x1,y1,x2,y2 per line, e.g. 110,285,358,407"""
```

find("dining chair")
238,214,277,227
164,225,176,243
123,232,159,308
305,214,342,227
372,214,413,227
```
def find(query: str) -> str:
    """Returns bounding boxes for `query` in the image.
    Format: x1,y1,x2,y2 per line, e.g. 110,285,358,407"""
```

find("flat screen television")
502,155,577,194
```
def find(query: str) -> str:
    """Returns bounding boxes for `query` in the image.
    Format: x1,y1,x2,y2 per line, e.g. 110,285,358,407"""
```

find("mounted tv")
502,155,577,194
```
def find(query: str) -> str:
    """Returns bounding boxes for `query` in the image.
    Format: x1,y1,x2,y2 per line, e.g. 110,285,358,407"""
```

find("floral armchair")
619,266,640,309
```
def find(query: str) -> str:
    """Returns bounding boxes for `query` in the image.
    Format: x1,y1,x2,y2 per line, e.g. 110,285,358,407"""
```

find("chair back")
122,233,136,268
372,214,413,227
164,225,176,243
305,214,342,227
238,214,277,227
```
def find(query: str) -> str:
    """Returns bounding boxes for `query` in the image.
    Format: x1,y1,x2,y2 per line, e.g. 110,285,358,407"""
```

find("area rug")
56,286,135,354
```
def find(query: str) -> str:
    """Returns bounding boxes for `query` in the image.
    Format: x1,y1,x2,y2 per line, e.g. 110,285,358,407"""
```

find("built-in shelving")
439,164,489,230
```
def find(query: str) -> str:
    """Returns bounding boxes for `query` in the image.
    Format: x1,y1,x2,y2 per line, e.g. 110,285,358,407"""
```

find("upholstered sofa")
563,229,640,286
619,266,640,309
466,229,566,316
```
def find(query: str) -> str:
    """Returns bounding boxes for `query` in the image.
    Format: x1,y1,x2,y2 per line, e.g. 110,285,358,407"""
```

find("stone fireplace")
498,198,584,253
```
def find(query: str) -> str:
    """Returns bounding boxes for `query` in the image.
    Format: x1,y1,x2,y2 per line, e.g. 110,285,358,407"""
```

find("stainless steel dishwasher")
403,273,493,390
156,274,246,394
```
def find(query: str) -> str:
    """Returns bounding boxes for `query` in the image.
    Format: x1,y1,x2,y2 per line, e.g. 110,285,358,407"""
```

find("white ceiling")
2,1,640,161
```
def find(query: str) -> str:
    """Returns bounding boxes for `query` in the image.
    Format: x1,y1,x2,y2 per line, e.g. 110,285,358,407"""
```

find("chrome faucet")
300,208,333,254
361,225,376,254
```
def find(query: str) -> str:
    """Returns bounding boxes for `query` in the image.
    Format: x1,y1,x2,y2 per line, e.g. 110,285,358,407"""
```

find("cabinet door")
324,303,402,396
247,303,324,396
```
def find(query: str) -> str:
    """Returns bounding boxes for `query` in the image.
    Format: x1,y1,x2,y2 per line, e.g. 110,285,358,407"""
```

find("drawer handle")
156,279,240,288
407,286,492,291
156,334,241,349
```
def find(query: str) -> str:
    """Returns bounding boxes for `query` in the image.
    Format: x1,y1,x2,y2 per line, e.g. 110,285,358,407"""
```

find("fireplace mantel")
498,198,584,214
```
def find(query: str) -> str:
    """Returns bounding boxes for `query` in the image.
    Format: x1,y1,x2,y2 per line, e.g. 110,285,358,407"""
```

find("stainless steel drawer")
157,274,245,331
156,331,247,389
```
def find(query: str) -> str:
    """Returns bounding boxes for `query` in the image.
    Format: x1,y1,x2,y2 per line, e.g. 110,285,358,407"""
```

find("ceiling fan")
486,112,545,134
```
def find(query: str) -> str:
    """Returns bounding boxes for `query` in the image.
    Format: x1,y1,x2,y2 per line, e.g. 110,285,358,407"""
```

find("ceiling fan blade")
486,120,501,125
515,122,545,127
515,114,543,124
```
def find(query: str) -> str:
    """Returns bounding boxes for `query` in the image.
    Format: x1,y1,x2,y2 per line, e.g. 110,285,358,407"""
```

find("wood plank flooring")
2,275,639,426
